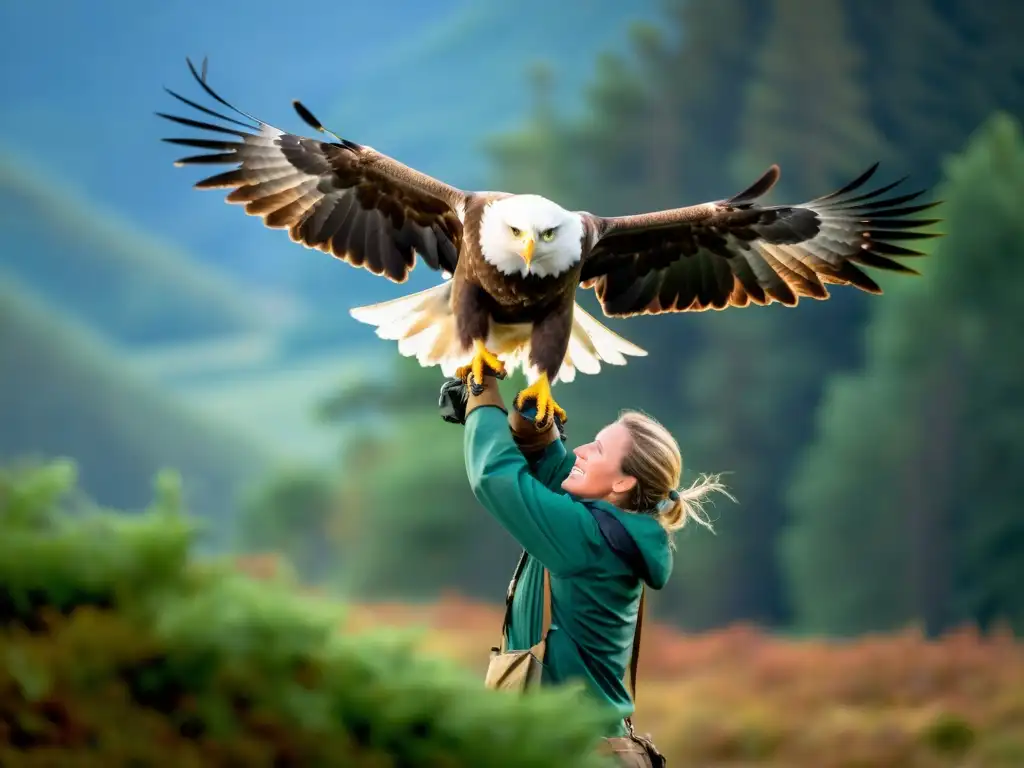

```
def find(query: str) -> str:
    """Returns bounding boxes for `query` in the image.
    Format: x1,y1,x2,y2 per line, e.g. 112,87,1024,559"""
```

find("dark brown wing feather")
579,163,943,317
159,58,466,282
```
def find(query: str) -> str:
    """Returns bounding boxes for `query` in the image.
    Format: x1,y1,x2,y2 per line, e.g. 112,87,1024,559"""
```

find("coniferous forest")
2,0,1023,765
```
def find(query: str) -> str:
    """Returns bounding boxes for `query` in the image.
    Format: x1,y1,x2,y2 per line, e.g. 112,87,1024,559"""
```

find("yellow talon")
514,373,567,429
455,340,507,391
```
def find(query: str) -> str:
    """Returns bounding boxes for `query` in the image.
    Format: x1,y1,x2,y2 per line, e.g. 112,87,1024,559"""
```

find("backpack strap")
499,551,552,656
533,568,553,659
587,505,648,727
499,551,528,652
627,589,645,712
588,504,651,584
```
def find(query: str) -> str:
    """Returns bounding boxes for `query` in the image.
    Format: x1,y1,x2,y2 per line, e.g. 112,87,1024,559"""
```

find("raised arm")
508,407,575,491
439,376,573,491
462,377,603,576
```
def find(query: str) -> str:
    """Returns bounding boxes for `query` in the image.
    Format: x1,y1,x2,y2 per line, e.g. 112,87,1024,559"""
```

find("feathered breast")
456,201,580,324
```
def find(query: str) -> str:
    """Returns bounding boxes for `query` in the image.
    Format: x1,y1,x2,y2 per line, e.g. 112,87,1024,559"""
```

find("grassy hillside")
160,346,387,465
0,149,299,347
0,275,276,536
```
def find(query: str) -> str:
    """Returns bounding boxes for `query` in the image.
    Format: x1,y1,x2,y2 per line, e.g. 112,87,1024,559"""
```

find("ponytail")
618,410,734,541
657,473,733,534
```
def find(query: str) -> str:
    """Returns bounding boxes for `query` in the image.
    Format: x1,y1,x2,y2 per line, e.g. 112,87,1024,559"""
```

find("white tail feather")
349,283,648,383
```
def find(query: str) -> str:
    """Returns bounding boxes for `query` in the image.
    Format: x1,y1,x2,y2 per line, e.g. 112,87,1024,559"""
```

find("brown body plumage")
158,58,942,426
452,194,588,380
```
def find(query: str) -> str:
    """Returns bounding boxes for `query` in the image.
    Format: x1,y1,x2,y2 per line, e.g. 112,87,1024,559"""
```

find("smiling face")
560,421,638,501
478,194,584,278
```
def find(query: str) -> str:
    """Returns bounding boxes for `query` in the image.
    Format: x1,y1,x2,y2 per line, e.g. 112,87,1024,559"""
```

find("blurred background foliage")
2,0,1024,762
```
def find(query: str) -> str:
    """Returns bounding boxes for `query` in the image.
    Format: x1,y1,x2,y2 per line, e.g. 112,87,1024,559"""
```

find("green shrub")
0,461,612,767
922,712,976,756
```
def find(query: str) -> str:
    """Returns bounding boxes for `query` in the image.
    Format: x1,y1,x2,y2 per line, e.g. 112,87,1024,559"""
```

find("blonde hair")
617,410,735,537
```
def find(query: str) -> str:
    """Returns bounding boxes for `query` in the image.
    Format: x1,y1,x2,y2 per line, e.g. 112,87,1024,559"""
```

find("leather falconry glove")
439,376,566,442
440,374,508,422
510,404,567,447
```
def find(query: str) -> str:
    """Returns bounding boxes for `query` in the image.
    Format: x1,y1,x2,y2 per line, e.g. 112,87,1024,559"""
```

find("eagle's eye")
540,228,556,242
509,226,522,238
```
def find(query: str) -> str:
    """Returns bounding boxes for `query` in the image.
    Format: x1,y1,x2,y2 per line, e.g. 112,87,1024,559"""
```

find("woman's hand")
438,377,469,425
438,374,507,424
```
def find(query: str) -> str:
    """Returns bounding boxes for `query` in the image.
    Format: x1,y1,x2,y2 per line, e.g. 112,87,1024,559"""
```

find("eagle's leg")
514,373,567,430
455,339,507,395
453,284,507,394
514,299,572,428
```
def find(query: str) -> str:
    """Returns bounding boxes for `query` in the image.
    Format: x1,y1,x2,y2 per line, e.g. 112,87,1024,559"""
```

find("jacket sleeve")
464,405,604,577
509,406,576,492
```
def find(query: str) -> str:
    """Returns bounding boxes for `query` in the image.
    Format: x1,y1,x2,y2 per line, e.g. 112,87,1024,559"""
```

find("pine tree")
666,305,814,627
655,0,767,201
663,0,888,628
843,0,964,187
846,0,1024,188
484,61,581,203
781,113,1024,636
933,113,1024,634
938,0,1024,127
732,0,886,200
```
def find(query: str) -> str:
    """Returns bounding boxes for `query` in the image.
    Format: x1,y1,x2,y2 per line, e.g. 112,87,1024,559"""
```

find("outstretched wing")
578,164,942,317
159,57,467,282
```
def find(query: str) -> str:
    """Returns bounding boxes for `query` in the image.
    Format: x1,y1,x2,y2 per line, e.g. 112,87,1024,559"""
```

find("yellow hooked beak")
521,237,535,268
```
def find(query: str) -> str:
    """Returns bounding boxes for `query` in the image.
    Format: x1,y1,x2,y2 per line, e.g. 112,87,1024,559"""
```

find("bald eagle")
159,58,941,427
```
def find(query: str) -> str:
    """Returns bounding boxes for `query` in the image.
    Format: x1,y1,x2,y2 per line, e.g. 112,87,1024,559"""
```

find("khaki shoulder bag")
484,551,552,692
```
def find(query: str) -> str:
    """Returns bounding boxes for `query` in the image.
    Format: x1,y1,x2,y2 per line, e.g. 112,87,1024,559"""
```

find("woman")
439,373,732,766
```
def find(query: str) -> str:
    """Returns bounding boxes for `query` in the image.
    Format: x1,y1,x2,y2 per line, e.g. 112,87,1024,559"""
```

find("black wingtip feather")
852,249,922,275
869,229,942,242
292,99,361,150
162,137,241,151
858,200,942,219
293,100,324,132
163,85,257,130
825,188,930,215
859,217,942,230
173,152,240,166
156,111,247,137
727,164,780,205
815,162,881,202
834,175,909,207
180,56,270,130
870,241,929,257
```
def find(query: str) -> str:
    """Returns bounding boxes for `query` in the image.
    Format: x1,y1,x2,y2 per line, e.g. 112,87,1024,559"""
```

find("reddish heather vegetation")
235,555,1024,767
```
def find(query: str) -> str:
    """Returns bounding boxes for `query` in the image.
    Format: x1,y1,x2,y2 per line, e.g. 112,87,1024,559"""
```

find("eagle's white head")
479,194,584,278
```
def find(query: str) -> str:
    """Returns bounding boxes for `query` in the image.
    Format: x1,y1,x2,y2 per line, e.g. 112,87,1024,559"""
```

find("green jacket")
464,404,673,737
